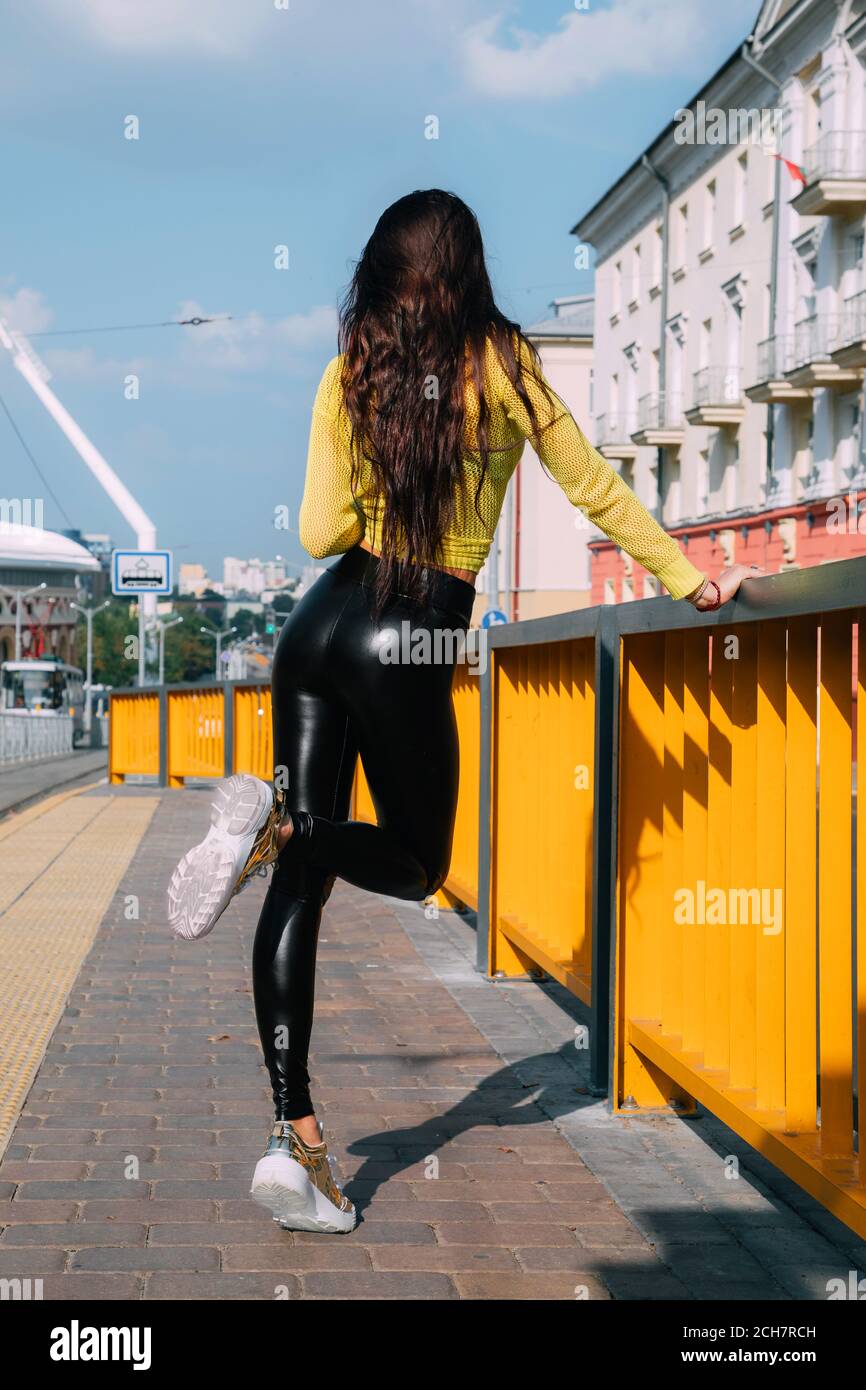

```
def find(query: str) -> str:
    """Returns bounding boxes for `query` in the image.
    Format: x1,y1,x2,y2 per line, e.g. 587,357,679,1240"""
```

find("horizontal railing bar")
110,678,269,698
484,604,604,650
614,555,866,635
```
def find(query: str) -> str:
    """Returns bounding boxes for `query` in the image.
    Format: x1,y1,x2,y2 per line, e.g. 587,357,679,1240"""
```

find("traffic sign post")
112,550,173,687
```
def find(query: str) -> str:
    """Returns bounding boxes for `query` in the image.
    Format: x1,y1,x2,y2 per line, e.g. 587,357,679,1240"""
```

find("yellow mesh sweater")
298,340,704,600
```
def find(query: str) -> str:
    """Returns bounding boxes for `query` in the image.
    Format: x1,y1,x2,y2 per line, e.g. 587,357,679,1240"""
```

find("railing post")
590,605,621,1098
223,681,234,778
158,686,168,788
475,638,494,974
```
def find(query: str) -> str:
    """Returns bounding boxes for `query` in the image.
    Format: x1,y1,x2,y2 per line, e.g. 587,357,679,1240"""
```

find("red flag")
773,153,807,186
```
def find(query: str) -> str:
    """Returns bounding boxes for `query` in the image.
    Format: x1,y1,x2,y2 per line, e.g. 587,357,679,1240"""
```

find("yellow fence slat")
705,630,733,1075
858,612,866,1188
785,617,818,1136
109,693,159,780
233,685,273,779
167,688,224,784
662,631,684,1042
817,613,854,1157
681,630,709,1058
755,620,787,1114
616,633,677,1108
730,624,758,1092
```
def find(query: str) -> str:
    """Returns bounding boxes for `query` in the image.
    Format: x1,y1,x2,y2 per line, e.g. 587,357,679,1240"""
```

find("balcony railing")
691,365,743,409
636,391,683,431
791,314,844,370
755,335,795,382
595,412,637,447
841,287,866,346
801,130,866,183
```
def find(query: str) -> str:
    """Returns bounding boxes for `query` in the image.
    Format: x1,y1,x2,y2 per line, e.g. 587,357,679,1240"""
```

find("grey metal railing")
801,130,866,183
691,365,743,408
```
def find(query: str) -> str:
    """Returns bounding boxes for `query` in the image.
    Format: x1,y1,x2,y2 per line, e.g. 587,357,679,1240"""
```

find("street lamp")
0,582,48,660
149,615,183,685
200,625,236,679
70,598,110,734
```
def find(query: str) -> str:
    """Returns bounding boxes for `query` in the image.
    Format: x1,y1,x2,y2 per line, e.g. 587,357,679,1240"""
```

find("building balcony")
685,366,745,426
785,314,862,389
594,413,639,461
791,131,866,216
745,336,822,403
830,287,866,369
631,393,684,447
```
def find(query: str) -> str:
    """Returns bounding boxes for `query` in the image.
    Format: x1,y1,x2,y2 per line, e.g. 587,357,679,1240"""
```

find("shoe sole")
166,774,273,941
250,1153,357,1234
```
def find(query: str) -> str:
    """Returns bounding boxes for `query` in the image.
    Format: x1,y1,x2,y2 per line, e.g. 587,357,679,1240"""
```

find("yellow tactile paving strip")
0,792,159,1160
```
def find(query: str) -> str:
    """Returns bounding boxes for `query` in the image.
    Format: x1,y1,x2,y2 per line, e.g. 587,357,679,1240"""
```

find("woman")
167,189,762,1235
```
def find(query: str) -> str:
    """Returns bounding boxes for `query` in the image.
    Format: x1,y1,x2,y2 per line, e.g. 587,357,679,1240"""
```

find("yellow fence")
231,686,273,780
351,665,481,909
615,611,866,1238
488,637,596,1002
109,682,271,786
166,688,224,785
108,692,159,781
107,564,866,1242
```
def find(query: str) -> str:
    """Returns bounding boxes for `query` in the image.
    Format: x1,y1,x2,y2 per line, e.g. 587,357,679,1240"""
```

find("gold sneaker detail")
266,1122,355,1220
232,786,285,898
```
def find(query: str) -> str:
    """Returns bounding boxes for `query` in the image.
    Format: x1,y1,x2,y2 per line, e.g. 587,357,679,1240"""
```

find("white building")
178,563,213,598
223,555,290,598
575,0,866,601
478,294,597,622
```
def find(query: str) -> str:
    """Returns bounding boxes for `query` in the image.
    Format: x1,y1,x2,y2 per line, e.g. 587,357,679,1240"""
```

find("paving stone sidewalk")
0,784,864,1301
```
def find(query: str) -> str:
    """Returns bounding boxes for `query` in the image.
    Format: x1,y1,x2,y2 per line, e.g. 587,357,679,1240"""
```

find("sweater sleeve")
499,345,705,600
298,355,366,560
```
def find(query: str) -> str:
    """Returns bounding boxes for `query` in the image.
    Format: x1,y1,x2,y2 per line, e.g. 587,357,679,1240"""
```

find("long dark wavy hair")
337,189,555,613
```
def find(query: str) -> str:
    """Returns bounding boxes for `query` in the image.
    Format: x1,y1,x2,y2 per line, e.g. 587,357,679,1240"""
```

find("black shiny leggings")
252,546,476,1120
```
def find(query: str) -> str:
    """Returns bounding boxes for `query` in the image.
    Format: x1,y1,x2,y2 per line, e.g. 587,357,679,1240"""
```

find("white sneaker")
250,1122,357,1234
167,774,282,941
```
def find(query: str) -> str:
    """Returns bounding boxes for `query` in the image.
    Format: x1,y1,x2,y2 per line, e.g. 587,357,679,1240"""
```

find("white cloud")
1,288,337,385
0,285,55,335
42,0,274,57
174,300,338,372
460,0,758,98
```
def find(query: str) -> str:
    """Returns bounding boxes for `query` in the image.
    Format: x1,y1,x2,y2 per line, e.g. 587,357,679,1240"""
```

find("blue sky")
0,0,760,580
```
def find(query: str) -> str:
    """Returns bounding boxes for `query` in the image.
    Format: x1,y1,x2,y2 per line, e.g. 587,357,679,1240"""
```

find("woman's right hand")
689,564,767,610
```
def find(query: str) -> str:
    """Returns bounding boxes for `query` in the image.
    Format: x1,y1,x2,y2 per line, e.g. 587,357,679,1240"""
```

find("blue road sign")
112,549,173,597
481,608,508,629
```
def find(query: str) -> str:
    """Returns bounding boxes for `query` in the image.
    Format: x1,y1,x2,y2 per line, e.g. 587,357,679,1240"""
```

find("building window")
603,577,617,605
664,451,682,525
612,260,622,315
699,318,712,370
697,449,710,515
726,440,739,512
675,204,688,269
630,243,641,307
733,151,748,229
652,222,663,290
703,180,716,249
